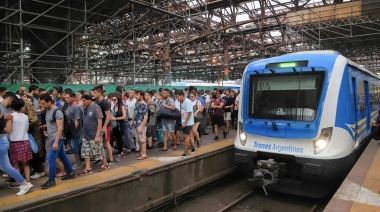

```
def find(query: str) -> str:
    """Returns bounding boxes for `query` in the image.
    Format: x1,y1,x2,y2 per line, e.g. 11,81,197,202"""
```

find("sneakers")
213,136,219,141
72,162,85,169
115,154,125,162
30,172,45,179
93,160,102,166
98,165,110,172
223,132,228,139
7,178,16,184
107,159,115,165
41,180,56,189
79,169,93,176
8,182,20,189
61,172,76,180
2,173,8,178
17,182,33,196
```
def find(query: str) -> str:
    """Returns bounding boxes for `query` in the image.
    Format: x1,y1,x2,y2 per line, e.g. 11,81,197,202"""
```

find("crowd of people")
0,84,239,196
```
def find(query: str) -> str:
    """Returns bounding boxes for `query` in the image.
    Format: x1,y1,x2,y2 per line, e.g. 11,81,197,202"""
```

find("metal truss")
1,0,380,85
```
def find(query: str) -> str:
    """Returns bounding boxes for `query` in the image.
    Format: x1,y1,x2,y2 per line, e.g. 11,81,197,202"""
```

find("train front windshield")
249,71,325,121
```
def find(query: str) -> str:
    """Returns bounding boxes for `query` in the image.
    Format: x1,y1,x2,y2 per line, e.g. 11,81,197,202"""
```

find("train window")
249,71,325,121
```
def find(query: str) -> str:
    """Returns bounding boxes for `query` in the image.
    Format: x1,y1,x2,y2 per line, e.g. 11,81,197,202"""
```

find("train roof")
245,50,380,80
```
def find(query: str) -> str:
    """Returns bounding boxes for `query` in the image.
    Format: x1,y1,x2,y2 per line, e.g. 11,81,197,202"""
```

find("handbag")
157,129,164,143
156,106,181,120
110,110,118,128
28,134,38,153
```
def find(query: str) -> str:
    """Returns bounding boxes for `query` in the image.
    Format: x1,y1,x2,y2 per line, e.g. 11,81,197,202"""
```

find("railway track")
149,172,329,212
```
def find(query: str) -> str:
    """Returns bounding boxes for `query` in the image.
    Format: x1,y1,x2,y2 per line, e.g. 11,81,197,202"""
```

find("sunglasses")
216,93,220,94
111,99,117,101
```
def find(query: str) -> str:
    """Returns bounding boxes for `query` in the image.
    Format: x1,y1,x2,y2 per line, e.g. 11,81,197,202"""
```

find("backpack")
146,101,157,125
52,104,76,140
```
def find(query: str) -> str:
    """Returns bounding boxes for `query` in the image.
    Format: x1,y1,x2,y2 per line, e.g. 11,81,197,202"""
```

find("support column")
223,41,229,81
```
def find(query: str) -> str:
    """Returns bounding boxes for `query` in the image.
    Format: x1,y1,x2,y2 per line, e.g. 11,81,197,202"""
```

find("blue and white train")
234,51,379,198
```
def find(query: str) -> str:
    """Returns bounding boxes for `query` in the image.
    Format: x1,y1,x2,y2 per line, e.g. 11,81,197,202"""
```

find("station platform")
325,139,380,212
0,131,237,212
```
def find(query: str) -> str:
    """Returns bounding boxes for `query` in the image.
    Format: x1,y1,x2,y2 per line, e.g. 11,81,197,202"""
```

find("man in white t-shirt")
125,89,138,152
175,90,194,157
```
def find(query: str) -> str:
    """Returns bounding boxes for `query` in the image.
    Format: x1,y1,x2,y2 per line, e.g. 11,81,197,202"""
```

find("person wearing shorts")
92,85,114,165
223,89,235,136
133,90,148,160
79,94,109,175
160,89,177,151
175,90,194,157
211,90,226,140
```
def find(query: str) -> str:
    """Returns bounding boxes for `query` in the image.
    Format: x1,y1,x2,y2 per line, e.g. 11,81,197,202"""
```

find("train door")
364,81,371,132
351,77,358,141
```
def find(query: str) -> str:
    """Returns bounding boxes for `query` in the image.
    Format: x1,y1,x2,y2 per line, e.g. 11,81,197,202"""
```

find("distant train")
234,51,378,198
168,80,241,90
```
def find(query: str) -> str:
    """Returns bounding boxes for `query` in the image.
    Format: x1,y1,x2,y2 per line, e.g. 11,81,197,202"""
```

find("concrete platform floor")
0,129,237,211
325,139,380,212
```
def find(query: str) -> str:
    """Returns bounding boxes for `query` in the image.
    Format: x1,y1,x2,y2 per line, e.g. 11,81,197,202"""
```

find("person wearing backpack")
62,91,84,169
39,94,76,189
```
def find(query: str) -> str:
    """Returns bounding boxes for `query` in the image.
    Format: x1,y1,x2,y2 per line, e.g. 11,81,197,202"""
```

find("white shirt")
0,97,3,102
205,94,211,103
234,94,240,110
126,98,137,119
175,99,181,110
8,112,29,141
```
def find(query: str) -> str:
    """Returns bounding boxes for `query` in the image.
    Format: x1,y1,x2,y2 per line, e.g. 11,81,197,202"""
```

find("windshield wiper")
271,120,279,131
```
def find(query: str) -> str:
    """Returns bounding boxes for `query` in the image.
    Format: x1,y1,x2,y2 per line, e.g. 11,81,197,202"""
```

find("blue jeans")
70,135,81,154
48,139,73,182
122,121,134,151
0,135,25,184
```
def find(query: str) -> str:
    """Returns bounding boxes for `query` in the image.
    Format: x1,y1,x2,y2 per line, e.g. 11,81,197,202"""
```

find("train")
168,80,241,90
234,50,378,198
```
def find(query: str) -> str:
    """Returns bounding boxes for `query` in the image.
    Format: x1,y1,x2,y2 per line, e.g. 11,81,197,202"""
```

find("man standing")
18,86,27,95
211,90,226,140
133,90,148,160
125,89,137,152
160,89,177,151
29,85,40,109
0,87,8,102
79,94,109,175
63,91,84,169
223,89,235,136
175,90,194,157
0,92,15,116
39,94,75,189
92,86,114,165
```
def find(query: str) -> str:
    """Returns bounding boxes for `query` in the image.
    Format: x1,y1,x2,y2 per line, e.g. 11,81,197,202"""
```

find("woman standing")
189,91,203,148
8,98,33,185
110,93,127,161
0,110,33,195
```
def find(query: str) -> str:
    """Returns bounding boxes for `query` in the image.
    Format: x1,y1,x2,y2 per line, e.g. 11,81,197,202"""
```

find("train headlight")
315,139,328,149
313,127,333,154
239,121,247,146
